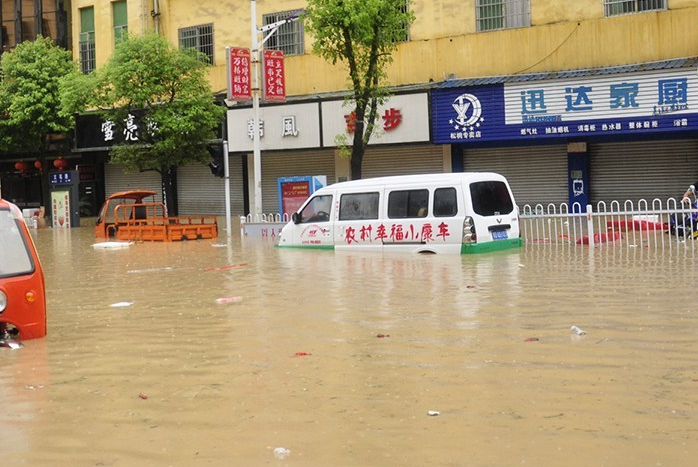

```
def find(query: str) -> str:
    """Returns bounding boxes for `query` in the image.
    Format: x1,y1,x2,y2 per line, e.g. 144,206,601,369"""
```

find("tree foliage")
70,33,225,214
0,36,76,154
305,0,414,179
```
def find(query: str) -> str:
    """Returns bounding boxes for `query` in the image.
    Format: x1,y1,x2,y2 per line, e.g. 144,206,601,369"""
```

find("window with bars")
79,7,95,74
113,0,128,45
476,0,530,32
178,23,214,64
604,0,667,16
394,0,410,42
262,10,304,56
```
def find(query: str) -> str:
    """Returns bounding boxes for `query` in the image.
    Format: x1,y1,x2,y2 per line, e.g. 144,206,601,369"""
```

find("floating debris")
427,410,440,416
273,447,291,459
126,267,173,274
138,393,149,400
24,385,45,390
204,262,249,272
293,352,312,357
110,301,134,308
570,325,587,336
0,339,22,349
524,337,540,342
376,334,390,338
215,296,243,305
92,241,132,249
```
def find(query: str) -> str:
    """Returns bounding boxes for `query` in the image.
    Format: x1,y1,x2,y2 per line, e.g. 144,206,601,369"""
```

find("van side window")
434,187,458,217
388,189,429,218
470,181,514,216
339,192,379,220
298,195,333,223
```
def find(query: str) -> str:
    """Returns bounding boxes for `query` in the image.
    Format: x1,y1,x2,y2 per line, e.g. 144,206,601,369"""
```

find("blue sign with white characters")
49,172,72,185
432,69,698,143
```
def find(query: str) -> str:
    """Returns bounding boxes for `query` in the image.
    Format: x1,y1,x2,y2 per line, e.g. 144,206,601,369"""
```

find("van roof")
324,172,507,190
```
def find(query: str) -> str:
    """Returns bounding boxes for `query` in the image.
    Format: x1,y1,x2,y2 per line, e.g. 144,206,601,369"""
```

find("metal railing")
520,198,697,251
239,213,289,239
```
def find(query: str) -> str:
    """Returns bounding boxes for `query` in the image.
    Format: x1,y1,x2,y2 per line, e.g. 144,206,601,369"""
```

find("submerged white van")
277,172,521,254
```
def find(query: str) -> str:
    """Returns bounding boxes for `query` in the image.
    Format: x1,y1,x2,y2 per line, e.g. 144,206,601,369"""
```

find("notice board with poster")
277,176,327,219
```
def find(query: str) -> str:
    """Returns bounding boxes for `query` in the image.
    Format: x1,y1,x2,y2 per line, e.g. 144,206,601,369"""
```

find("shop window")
394,1,410,42
178,23,214,64
604,0,667,17
262,10,304,56
476,0,530,32
113,0,128,45
79,7,96,73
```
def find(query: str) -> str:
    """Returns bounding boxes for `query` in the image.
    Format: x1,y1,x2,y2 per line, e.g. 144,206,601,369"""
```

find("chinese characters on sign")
263,50,286,102
100,114,145,143
434,70,698,143
304,222,451,245
343,108,404,134
228,47,252,101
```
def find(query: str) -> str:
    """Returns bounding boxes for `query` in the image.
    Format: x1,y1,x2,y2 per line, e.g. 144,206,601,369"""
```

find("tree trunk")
350,108,366,180
350,145,363,181
161,166,179,216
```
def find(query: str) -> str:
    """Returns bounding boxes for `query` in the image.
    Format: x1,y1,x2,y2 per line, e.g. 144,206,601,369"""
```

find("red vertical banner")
227,47,252,101
263,49,286,103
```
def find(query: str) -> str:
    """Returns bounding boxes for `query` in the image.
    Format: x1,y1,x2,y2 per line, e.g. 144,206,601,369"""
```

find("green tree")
0,36,75,155
69,33,224,215
0,36,76,210
305,0,414,180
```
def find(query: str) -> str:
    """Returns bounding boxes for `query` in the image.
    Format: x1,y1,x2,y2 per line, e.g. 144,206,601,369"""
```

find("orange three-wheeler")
0,198,47,341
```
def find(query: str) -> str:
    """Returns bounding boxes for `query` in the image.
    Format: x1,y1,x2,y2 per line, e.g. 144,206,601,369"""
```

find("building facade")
6,1,698,216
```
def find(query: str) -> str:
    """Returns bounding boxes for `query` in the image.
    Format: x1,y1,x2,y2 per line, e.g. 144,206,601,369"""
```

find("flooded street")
2,224,698,467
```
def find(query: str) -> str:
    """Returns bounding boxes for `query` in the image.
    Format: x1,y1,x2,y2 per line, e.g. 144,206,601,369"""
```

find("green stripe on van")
461,238,522,254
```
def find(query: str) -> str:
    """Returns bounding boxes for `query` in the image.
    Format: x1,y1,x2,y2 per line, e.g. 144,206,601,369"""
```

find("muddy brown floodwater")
2,223,698,467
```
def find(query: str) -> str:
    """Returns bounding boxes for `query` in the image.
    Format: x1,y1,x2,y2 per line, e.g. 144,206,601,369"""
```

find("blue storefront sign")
432,69,698,143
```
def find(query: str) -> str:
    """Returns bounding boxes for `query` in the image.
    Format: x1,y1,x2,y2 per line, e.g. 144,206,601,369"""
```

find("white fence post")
586,204,595,247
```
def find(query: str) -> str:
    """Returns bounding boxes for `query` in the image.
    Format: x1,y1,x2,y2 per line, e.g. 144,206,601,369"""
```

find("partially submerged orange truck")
95,190,218,242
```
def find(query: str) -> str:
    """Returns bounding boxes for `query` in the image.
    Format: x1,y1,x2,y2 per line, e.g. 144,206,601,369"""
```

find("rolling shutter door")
105,164,162,203
463,144,568,207
177,156,245,216
362,144,444,178
261,149,335,214
589,139,698,205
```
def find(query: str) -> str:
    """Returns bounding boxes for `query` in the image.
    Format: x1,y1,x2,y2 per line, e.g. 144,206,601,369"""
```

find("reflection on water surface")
2,225,697,466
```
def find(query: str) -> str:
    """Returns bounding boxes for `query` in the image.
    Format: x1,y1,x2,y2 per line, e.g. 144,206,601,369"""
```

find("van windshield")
0,209,34,278
470,181,514,216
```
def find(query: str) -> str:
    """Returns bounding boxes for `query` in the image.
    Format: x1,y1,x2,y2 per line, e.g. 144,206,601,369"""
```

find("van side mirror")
292,212,300,224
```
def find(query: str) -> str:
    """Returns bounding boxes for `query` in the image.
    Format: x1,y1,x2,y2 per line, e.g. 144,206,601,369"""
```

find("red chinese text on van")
0,198,47,339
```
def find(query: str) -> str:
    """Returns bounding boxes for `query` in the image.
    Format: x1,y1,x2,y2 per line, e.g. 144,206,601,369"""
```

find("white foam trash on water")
570,325,587,336
110,301,134,308
273,447,291,459
427,410,440,416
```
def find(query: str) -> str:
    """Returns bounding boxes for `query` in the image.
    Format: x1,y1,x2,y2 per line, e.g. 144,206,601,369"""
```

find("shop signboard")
432,68,698,143
277,175,327,218
228,47,252,101
263,50,286,103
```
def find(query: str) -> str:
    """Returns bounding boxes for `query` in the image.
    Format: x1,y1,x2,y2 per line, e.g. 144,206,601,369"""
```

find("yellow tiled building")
66,1,698,216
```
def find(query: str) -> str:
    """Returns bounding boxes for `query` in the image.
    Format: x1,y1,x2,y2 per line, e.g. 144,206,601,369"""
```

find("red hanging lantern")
14,160,30,173
34,160,42,173
53,157,68,171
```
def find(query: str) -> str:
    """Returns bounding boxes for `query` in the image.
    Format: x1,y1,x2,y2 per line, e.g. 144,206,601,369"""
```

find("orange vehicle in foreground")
0,198,47,341
95,190,218,242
